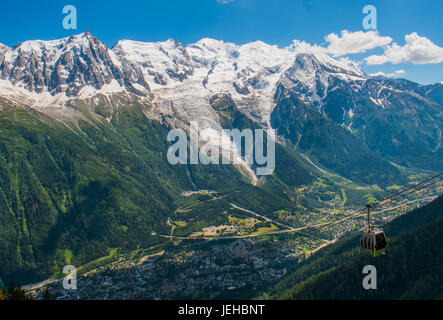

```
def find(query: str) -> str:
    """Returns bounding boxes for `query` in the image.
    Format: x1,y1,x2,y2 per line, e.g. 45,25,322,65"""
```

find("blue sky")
1,0,443,84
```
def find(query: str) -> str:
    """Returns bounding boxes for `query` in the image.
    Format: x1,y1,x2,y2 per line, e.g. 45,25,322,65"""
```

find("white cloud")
217,0,235,4
290,30,443,69
366,33,443,65
324,30,392,57
289,40,326,55
290,30,392,57
369,70,406,78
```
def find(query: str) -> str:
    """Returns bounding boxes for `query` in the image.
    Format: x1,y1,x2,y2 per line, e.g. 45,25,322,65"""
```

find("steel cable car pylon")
360,204,388,257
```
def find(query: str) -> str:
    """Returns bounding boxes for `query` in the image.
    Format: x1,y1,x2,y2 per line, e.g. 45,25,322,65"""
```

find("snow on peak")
0,33,370,122
9,32,95,59
113,38,193,88
0,43,8,65
0,34,373,183
292,53,364,79
278,52,367,110
0,32,152,106
192,38,236,51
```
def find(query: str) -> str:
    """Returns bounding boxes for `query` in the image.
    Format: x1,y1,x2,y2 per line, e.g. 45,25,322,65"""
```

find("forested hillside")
0,101,261,285
0,98,320,285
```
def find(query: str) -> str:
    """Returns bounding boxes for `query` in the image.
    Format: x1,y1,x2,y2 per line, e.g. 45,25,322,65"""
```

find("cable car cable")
373,172,443,208
264,173,443,249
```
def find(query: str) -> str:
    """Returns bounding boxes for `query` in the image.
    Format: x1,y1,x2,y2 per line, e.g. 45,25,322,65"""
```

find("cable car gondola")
360,204,387,256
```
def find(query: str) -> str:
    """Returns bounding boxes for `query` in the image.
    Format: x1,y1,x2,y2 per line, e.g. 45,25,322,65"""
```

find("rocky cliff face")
0,32,149,101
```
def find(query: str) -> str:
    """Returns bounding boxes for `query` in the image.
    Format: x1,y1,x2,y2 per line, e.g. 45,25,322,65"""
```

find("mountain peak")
0,32,150,100
293,52,364,78
191,38,238,54
0,43,8,58
242,40,272,48
195,37,230,46
66,31,102,46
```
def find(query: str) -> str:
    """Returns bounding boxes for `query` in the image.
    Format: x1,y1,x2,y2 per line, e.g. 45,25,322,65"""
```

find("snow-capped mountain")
280,53,367,111
1,32,441,118
111,37,294,130
1,32,443,174
112,37,368,128
0,31,149,107
0,32,369,125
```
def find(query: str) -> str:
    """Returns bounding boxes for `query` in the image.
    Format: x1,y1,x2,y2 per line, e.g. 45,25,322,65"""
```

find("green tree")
0,289,6,300
43,288,51,300
6,280,32,300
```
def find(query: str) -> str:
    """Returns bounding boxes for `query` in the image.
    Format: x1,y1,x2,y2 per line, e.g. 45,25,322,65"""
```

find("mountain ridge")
2,32,443,184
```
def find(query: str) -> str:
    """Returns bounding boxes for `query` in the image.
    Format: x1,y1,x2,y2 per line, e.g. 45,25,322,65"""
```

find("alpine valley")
0,32,442,298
